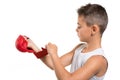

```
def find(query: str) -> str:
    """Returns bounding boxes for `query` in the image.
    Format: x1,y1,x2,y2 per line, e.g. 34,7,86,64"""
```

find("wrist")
50,53,58,59
33,47,48,58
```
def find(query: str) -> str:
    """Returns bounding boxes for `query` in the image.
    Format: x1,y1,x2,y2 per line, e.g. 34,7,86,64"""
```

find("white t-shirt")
70,43,106,80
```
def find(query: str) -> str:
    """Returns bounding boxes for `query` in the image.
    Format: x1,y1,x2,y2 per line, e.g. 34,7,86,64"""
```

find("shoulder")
66,43,84,57
69,55,108,80
73,43,86,51
84,55,108,76
87,55,108,66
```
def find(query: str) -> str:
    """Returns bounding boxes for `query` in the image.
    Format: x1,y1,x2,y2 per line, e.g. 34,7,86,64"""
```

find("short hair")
77,3,108,35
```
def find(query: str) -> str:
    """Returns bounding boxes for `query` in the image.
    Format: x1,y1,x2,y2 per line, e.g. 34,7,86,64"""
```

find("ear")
91,25,99,36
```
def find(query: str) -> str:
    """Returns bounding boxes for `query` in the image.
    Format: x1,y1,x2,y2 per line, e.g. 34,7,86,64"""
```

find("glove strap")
33,48,48,58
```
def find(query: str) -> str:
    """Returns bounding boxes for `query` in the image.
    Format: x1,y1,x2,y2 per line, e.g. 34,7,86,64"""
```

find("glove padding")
15,35,48,58
15,35,34,53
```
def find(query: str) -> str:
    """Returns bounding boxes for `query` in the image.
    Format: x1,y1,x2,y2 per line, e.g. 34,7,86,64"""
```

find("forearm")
40,55,54,70
51,54,71,80
31,45,54,70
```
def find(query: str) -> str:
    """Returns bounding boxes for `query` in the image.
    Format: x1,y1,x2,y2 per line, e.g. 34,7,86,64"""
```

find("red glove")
15,35,34,53
15,35,48,58
33,47,48,58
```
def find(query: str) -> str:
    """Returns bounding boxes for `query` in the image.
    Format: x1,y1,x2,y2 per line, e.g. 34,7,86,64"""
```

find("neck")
82,36,101,53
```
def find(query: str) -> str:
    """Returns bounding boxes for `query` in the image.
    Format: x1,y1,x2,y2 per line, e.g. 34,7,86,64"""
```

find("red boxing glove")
15,35,48,58
15,35,34,53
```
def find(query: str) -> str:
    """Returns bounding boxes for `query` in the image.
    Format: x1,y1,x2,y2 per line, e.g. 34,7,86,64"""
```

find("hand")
46,42,58,56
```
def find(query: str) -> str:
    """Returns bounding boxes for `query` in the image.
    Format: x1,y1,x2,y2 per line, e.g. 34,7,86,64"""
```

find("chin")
80,39,86,43
80,38,83,42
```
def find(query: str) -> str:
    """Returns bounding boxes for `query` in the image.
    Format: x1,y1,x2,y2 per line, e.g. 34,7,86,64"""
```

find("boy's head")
77,3,108,36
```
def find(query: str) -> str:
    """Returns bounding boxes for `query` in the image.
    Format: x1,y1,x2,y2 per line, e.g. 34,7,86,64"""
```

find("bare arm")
40,43,81,70
46,43,108,80
27,38,81,70
39,51,73,70
27,39,54,69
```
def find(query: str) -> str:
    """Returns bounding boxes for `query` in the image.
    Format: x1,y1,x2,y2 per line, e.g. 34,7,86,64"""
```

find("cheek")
79,29,91,37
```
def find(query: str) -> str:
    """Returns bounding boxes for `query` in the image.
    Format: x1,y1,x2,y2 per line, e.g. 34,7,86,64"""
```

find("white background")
0,0,119,80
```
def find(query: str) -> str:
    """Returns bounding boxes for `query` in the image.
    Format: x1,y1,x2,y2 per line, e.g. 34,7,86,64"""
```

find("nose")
76,28,78,32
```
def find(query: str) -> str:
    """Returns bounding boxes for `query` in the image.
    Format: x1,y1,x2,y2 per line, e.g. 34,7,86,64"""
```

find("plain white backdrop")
0,0,119,80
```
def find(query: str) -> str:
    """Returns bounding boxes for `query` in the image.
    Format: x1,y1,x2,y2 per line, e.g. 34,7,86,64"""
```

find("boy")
26,3,108,80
